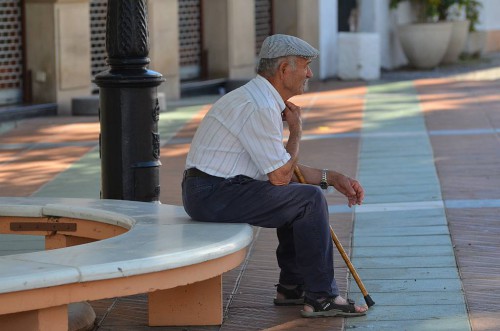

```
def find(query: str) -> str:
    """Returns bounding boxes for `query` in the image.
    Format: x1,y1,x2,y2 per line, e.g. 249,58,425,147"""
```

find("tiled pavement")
1,58,500,330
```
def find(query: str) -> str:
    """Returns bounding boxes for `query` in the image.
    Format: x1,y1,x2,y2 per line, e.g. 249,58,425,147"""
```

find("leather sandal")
301,296,366,318
273,284,305,306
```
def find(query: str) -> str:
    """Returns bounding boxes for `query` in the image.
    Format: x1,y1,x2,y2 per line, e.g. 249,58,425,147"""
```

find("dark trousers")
181,171,339,299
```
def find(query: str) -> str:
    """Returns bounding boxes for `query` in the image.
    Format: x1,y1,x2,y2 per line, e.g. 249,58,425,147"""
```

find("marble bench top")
0,197,253,294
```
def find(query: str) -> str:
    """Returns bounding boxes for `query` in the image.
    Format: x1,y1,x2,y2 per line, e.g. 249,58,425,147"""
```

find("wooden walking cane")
294,166,375,307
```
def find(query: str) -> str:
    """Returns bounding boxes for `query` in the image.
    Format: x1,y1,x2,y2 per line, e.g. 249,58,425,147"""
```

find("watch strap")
320,169,328,189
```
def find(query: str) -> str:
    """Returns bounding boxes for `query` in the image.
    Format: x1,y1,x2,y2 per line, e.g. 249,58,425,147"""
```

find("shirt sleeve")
237,105,290,174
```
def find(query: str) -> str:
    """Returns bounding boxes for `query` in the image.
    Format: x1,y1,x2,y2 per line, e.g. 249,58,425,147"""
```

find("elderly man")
182,34,367,317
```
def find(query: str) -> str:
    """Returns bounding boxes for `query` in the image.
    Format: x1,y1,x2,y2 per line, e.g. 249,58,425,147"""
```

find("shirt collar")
255,75,286,111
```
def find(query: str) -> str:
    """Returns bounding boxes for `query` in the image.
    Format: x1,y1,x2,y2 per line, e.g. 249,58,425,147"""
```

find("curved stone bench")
0,197,253,331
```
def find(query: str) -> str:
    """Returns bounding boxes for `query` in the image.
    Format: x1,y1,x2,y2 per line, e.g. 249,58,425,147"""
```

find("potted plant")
390,0,453,69
462,0,485,58
390,0,440,23
438,0,471,64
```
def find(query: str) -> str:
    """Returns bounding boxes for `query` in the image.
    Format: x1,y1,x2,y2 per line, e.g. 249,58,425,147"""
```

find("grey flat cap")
258,34,319,60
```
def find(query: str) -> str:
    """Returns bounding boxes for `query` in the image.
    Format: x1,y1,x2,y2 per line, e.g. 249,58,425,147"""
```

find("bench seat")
0,197,253,330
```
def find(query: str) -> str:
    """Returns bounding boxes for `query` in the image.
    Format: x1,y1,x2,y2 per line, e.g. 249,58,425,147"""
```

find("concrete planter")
442,20,470,64
463,30,487,57
398,22,453,69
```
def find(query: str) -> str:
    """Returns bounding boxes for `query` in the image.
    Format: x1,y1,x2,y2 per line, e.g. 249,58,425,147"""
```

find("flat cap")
258,34,319,60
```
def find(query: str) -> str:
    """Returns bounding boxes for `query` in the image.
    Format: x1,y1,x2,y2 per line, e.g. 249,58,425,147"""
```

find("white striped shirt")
185,75,289,180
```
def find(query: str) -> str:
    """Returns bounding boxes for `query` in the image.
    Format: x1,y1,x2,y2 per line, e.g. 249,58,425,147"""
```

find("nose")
306,66,313,78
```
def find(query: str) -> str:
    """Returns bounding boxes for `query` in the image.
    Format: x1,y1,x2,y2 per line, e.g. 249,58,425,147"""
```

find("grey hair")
257,56,297,78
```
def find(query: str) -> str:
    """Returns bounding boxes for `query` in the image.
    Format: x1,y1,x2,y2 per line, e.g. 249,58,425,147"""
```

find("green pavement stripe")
32,147,100,199
32,106,203,199
356,208,446,221
158,105,207,147
350,267,460,280
348,317,470,331
351,278,462,294
354,200,444,213
345,304,467,322
351,292,466,306
354,235,452,247
353,245,454,258
0,141,96,150
355,216,447,227
362,193,442,204
347,81,470,330
0,121,16,135
354,256,458,269
355,225,450,236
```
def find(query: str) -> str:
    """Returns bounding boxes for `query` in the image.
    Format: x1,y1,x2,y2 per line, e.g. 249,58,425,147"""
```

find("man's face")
283,57,313,96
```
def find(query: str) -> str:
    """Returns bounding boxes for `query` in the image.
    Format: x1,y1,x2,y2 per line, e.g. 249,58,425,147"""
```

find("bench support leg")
45,233,95,250
148,275,223,326
0,305,67,331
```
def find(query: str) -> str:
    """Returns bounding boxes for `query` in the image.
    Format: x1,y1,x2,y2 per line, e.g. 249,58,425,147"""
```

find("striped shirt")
185,75,289,181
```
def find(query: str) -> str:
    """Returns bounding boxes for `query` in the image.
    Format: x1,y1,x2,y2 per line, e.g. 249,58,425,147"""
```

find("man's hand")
283,101,302,135
268,101,303,186
331,173,364,207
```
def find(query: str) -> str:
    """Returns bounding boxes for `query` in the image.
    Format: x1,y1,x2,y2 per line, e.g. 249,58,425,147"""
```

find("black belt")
185,168,213,178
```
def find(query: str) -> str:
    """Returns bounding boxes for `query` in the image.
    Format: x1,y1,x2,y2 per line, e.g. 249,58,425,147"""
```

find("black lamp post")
94,0,164,202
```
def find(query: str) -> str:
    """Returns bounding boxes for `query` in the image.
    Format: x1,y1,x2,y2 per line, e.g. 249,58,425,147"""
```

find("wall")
25,0,91,115
274,0,338,80
227,0,256,79
202,0,255,80
358,0,413,70
477,0,500,52
317,0,337,78
148,0,180,100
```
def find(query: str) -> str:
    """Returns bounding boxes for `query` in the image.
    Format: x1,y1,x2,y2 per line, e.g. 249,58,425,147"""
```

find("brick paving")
1,58,500,330
416,78,500,331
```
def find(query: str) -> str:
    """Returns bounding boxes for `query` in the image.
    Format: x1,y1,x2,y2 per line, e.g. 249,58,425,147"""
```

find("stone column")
273,0,338,80
202,0,256,80
147,0,180,100
25,0,91,115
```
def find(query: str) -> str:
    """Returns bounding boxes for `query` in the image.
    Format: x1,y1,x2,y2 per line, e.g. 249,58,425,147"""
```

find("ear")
278,60,289,76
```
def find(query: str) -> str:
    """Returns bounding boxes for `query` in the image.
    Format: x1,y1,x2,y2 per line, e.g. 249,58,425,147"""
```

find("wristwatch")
320,169,329,190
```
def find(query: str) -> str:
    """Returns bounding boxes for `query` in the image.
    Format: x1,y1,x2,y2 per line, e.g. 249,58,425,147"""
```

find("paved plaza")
1,56,500,330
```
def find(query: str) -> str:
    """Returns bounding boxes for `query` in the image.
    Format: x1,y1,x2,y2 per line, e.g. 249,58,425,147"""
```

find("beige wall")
485,30,500,52
202,0,255,80
273,0,298,36
468,0,497,52
203,0,228,78
227,0,256,79
274,0,320,47
148,0,180,100
25,2,57,105
273,0,338,79
25,0,179,112
24,0,342,113
297,0,320,78
25,0,91,115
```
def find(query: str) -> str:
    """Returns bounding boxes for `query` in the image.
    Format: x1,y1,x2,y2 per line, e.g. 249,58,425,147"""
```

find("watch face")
320,182,328,190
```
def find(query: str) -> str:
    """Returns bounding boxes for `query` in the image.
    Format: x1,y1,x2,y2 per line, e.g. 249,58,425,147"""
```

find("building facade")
0,0,498,115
